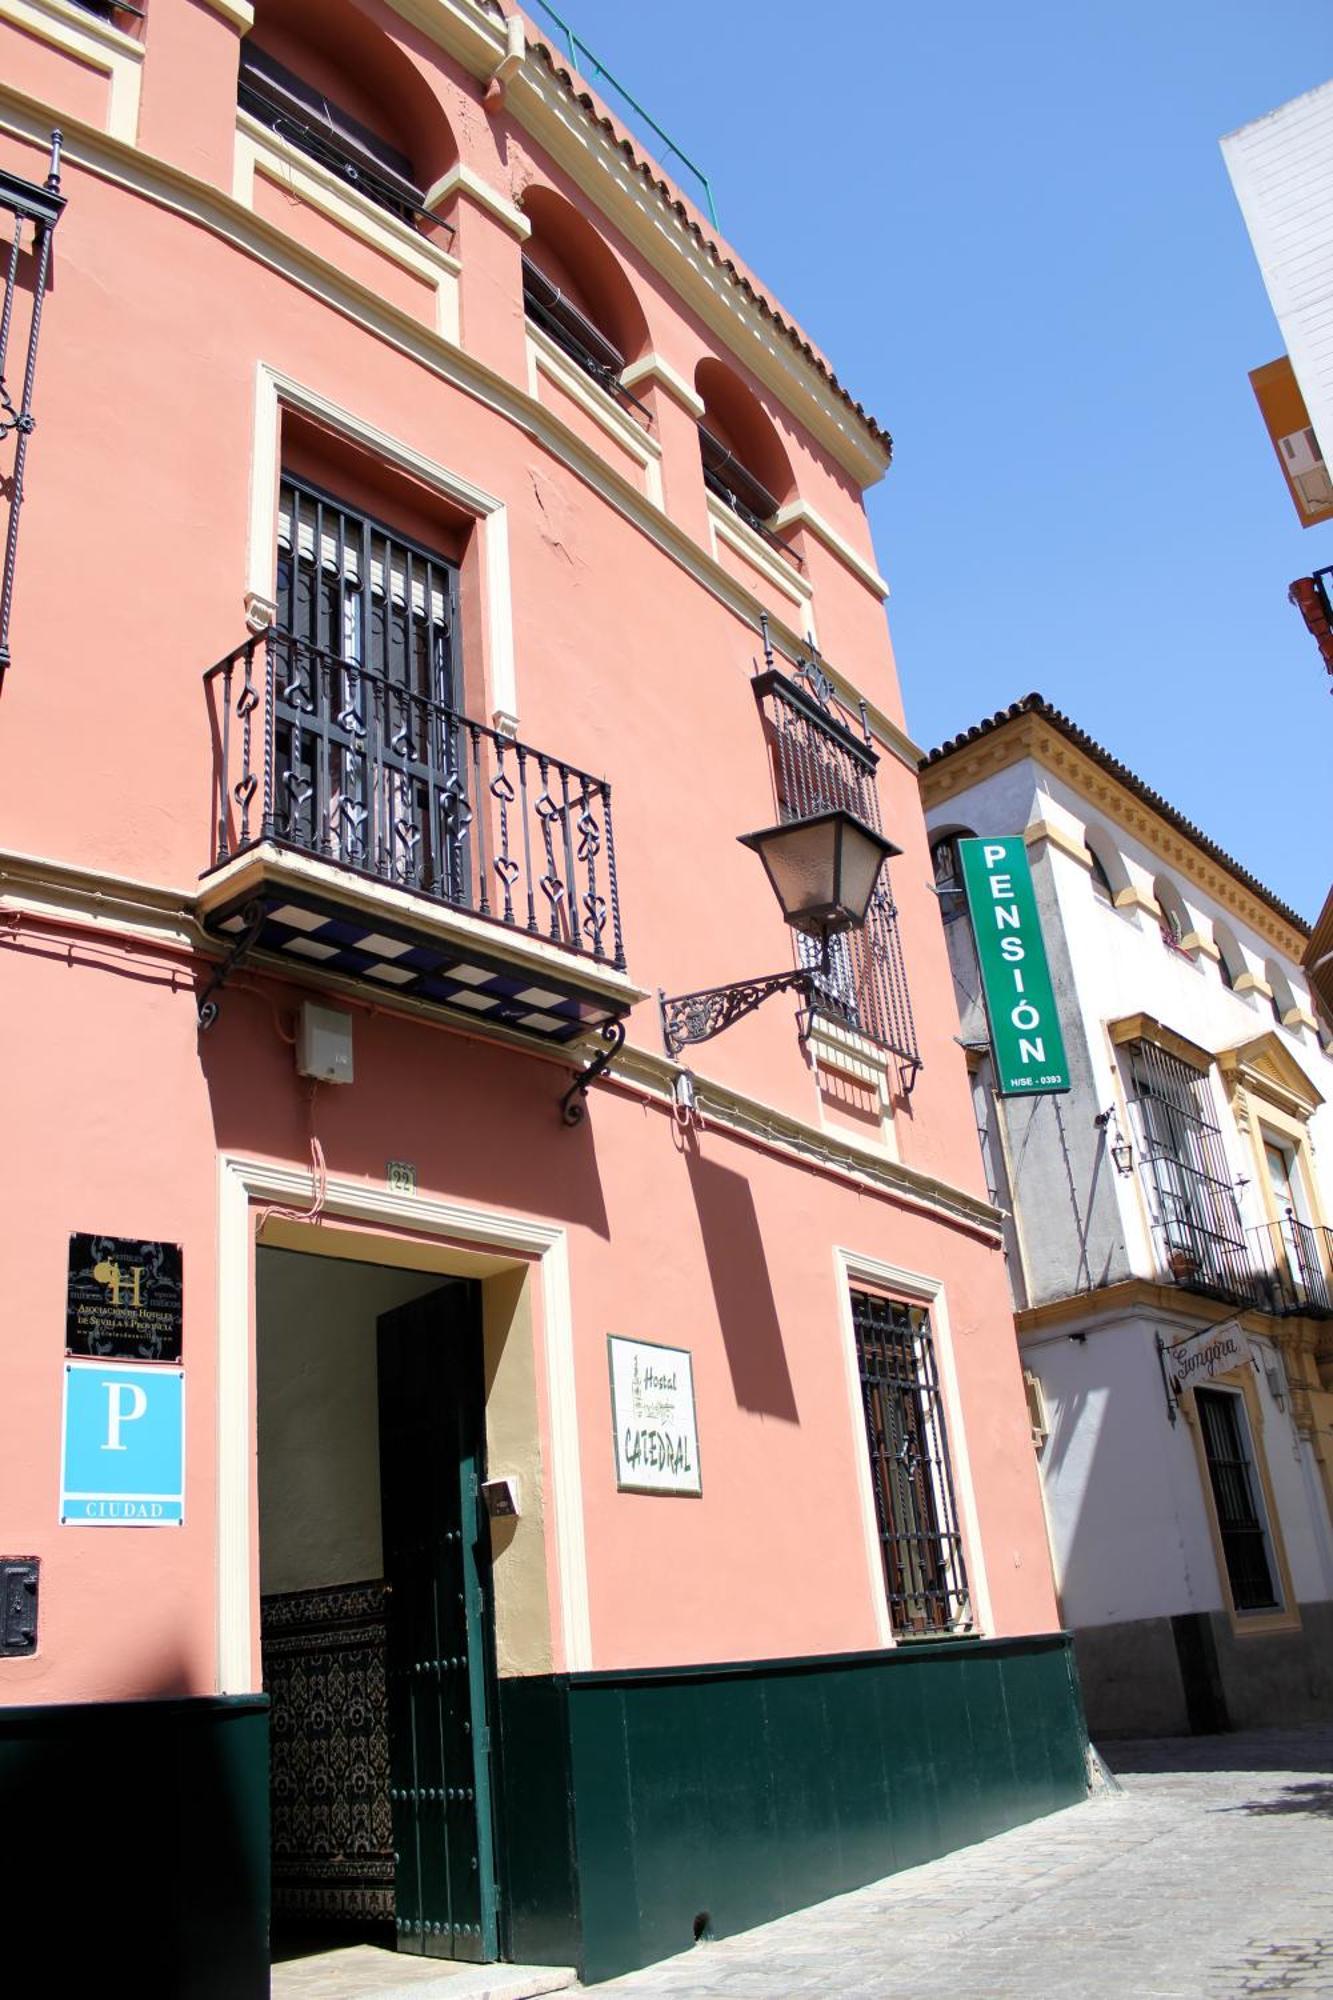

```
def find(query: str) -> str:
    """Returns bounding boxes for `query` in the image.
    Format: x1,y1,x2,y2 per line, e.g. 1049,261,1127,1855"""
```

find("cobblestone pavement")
585,1729,1333,1999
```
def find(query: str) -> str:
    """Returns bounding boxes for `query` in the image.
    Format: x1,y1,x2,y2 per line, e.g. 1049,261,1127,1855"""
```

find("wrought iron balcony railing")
1159,1216,1333,1319
204,629,625,972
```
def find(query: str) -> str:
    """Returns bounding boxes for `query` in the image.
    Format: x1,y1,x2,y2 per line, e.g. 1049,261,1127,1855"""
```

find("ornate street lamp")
659,808,899,1057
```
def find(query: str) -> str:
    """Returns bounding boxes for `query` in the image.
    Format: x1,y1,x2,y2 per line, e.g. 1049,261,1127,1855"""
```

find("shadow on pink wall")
684,1143,799,1423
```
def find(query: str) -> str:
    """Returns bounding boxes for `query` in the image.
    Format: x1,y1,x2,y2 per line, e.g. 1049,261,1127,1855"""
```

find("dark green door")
376,1283,498,1961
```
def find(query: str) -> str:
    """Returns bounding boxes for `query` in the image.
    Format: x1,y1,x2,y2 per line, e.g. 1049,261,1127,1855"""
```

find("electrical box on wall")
1,1558,38,1656
481,1476,521,1520
296,1002,354,1085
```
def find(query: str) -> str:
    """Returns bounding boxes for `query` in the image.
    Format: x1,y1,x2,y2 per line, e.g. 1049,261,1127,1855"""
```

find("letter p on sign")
103,1380,148,1452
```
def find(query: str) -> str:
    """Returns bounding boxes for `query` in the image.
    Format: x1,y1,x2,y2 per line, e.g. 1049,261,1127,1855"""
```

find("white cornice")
198,0,253,30
381,4,889,484
503,61,889,488
772,499,889,599
1,847,996,1237
609,1039,1002,1238
620,352,706,419
0,91,907,761
423,160,531,240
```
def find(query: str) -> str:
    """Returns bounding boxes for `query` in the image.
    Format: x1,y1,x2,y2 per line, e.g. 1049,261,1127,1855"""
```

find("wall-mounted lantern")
659,808,899,1057
1094,1104,1134,1177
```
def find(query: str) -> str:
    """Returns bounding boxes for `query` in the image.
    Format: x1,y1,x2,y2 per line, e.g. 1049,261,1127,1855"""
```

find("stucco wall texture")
0,0,1060,1716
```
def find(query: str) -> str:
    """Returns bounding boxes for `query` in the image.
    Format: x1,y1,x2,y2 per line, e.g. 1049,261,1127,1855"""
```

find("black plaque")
66,1235,183,1362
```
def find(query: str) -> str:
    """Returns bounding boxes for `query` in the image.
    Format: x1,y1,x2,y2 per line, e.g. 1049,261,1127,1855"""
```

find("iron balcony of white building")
199,629,637,1047
1160,1216,1333,1320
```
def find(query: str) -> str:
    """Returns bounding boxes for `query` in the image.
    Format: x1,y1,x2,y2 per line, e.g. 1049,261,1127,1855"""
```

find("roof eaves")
527,39,893,464
922,693,1310,937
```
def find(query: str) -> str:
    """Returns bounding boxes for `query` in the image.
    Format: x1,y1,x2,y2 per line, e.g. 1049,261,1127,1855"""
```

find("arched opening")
1153,876,1192,955
521,187,650,409
930,826,974,926
1083,824,1126,903
1213,920,1247,992
241,0,457,230
1266,959,1297,1026
695,357,798,557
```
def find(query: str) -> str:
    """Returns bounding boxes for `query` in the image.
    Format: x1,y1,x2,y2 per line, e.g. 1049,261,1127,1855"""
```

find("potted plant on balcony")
1167,1245,1201,1281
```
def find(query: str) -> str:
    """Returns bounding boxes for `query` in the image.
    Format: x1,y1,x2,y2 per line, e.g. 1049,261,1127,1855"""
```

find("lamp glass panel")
753,819,841,927
835,820,892,925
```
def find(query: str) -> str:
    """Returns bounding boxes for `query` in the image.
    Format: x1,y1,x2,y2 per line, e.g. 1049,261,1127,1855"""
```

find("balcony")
1159,1216,1333,1319
199,630,636,1044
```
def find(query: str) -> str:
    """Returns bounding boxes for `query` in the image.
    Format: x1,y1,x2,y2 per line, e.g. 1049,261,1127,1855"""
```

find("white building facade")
1223,79,1333,472
923,696,1333,1737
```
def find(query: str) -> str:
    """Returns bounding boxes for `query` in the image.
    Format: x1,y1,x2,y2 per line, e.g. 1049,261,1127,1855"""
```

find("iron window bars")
1195,1388,1280,1613
1122,1042,1333,1315
238,42,453,239
520,257,652,428
852,1291,971,1637
0,133,64,678
753,635,921,1091
1128,1041,1253,1300
698,424,802,567
204,479,624,970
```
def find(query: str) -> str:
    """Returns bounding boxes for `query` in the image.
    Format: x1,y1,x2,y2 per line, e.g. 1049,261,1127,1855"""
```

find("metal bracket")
1154,1332,1179,1428
659,966,815,1059
197,899,266,1031
561,1017,626,1126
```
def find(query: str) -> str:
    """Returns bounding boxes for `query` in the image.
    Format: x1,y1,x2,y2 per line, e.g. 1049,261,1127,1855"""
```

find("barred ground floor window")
851,1290,971,1636
1195,1386,1280,1614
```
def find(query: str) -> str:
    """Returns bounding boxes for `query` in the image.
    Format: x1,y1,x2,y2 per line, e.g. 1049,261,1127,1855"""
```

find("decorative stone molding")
1108,1012,1212,1073
921,712,1309,959
620,352,705,419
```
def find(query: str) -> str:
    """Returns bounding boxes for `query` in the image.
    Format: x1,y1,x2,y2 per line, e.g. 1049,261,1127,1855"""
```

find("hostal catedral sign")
958,837,1070,1096
608,1337,702,1496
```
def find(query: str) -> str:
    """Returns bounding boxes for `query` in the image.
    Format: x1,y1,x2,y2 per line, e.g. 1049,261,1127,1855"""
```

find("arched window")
521,188,649,412
1213,921,1247,992
695,357,798,559
1266,960,1297,1027
1154,877,1192,956
1083,824,1128,905
930,828,974,925
241,1,455,229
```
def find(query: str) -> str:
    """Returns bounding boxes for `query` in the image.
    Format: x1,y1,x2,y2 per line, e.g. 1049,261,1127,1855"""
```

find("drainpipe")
484,11,526,114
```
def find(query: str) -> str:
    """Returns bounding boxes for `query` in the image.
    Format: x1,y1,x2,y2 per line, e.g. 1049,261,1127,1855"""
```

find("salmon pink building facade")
0,2,1086,1990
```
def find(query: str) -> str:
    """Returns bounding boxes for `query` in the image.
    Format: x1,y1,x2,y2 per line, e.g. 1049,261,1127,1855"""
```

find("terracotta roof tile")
922,692,1309,936
527,37,893,463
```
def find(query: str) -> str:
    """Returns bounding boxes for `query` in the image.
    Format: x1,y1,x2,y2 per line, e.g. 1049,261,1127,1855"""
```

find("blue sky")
531,1,1332,921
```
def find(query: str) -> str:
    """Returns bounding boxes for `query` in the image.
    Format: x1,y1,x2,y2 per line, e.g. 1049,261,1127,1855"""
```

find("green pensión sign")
958,837,1070,1096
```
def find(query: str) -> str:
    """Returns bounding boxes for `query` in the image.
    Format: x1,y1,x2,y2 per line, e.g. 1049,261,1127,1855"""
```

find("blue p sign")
61,1362,184,1525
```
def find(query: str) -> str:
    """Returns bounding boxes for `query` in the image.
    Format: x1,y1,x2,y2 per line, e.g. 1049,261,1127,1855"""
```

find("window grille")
852,1291,971,1636
753,642,921,1091
273,476,464,890
238,43,443,234
698,425,801,565
1195,1388,1279,1612
0,134,64,678
1126,1040,1249,1296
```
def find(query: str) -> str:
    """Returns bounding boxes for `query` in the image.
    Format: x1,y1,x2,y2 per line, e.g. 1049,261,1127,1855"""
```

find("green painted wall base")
498,1632,1089,1984
0,1694,269,1997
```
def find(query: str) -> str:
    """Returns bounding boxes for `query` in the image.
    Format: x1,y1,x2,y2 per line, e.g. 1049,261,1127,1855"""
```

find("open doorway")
257,1248,499,1968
